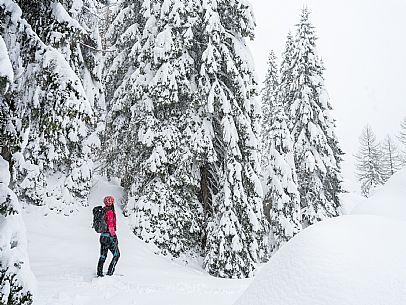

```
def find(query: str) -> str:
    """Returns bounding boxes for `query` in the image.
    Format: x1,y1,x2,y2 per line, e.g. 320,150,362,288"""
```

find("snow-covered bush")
0,156,36,305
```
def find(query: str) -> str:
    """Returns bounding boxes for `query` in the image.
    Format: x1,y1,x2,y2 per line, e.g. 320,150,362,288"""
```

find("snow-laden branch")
80,42,114,53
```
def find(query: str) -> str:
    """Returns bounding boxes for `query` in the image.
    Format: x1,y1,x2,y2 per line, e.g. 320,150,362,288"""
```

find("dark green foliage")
0,269,33,305
0,193,18,216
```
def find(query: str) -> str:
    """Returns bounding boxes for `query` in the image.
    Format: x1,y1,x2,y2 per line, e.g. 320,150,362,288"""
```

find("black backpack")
92,206,107,233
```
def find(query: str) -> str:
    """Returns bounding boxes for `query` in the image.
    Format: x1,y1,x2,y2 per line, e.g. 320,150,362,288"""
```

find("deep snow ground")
24,177,251,305
236,215,406,305
235,168,406,305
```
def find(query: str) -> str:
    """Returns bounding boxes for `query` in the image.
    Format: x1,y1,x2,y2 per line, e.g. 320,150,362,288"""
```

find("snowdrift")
339,191,366,214
352,168,406,221
235,215,406,305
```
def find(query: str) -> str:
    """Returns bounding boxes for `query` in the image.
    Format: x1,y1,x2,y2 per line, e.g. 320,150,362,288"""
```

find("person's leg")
107,236,120,275
97,236,109,276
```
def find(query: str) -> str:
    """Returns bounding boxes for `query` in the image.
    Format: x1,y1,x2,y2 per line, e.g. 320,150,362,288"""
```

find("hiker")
97,195,120,277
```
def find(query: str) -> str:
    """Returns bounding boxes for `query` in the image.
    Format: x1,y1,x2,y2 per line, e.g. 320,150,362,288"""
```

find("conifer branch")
80,42,114,53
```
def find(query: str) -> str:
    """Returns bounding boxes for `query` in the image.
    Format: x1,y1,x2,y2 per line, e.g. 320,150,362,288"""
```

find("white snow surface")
352,167,406,221
51,2,84,33
24,177,250,305
236,169,406,305
235,215,406,305
0,35,13,86
339,191,366,215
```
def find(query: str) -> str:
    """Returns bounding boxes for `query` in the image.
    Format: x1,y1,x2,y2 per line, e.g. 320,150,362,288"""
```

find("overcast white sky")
248,0,406,191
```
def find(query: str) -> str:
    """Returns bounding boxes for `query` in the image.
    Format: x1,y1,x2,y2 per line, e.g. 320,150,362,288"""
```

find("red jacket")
105,209,116,236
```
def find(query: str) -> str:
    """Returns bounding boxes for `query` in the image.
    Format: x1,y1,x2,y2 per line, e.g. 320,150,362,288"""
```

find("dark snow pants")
97,234,120,276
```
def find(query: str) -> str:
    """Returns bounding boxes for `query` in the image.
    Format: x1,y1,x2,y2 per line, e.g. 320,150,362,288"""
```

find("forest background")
249,0,406,192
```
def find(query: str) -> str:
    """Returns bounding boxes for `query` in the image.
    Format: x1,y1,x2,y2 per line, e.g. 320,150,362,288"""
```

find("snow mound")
352,167,406,221
235,215,406,305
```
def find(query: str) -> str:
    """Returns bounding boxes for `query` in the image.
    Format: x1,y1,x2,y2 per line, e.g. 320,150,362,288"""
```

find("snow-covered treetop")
280,31,293,75
262,51,278,103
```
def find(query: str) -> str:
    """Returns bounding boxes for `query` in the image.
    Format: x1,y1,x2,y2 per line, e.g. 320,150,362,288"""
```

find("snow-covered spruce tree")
264,103,302,252
20,0,105,201
71,0,107,149
103,0,143,182
199,0,268,278
285,8,343,227
261,50,279,164
355,126,385,197
0,156,36,305
1,1,93,212
106,0,204,256
16,0,105,122
279,31,295,120
381,135,401,182
261,52,301,252
260,50,279,220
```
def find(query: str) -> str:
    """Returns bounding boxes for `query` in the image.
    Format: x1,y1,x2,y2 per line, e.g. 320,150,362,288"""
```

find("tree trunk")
200,163,210,248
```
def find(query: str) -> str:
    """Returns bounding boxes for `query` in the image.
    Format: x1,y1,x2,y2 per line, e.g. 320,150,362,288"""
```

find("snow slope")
339,191,365,215
352,168,406,221
24,177,251,305
235,215,406,305
235,168,406,305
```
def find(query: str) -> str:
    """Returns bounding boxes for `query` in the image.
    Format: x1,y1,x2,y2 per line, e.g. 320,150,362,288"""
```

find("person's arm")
105,210,116,236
